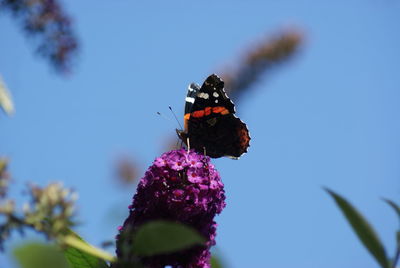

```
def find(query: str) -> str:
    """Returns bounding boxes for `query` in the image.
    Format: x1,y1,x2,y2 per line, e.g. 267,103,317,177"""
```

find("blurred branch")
0,159,114,264
115,156,140,186
0,75,15,115
0,158,11,197
0,0,79,73
0,181,78,250
163,29,304,152
221,29,303,100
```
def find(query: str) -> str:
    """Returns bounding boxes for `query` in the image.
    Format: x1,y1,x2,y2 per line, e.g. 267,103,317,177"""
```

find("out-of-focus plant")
0,181,78,248
221,29,303,100
326,188,399,268
13,242,71,268
210,255,224,268
115,156,140,186
0,0,78,73
0,171,115,265
0,75,15,116
0,158,10,198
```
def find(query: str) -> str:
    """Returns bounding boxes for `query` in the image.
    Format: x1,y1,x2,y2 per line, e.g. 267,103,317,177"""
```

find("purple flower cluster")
116,149,226,268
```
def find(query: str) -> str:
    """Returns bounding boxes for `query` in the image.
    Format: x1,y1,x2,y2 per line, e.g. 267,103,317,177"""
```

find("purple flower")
154,157,167,167
116,149,226,268
187,168,203,184
186,153,204,168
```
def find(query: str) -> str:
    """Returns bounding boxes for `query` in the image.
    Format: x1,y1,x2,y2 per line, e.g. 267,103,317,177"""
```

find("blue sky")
1,1,400,267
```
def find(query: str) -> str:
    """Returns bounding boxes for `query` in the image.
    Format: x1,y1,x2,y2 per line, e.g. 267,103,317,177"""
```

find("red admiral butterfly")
177,74,250,159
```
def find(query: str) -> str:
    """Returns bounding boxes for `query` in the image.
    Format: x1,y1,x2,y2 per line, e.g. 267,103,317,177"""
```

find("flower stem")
63,235,116,262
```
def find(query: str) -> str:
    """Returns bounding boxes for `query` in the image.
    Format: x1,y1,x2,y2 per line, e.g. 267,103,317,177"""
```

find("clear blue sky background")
1,1,400,267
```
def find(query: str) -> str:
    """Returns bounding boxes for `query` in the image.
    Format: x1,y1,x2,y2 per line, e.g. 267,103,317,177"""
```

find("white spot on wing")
185,97,195,103
213,92,219,97
198,92,209,99
215,99,218,103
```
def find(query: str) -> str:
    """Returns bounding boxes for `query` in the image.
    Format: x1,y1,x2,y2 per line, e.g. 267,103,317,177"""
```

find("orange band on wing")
212,106,229,115
190,106,230,118
205,106,212,116
191,106,229,117
192,110,205,118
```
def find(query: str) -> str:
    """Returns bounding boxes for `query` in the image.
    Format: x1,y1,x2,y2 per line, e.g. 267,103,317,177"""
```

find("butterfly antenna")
156,111,176,126
169,106,183,130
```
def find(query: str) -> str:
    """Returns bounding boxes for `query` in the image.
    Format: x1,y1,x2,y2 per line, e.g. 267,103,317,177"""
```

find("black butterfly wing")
184,83,200,115
190,74,235,114
179,74,250,158
187,113,250,158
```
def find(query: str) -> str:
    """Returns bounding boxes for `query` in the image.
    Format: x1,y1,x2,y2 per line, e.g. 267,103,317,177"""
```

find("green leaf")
382,198,400,220
63,233,111,268
132,220,205,257
325,188,390,268
211,255,223,268
14,242,71,268
0,75,15,115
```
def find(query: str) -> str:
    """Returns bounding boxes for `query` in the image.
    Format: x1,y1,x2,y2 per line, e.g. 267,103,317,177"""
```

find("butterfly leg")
176,137,184,150
186,137,191,152
201,147,210,170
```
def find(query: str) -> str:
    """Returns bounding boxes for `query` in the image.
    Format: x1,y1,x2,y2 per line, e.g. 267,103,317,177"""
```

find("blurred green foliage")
13,242,71,268
131,220,206,257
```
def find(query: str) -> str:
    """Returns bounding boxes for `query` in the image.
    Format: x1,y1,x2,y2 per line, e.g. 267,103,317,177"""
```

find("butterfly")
177,74,250,159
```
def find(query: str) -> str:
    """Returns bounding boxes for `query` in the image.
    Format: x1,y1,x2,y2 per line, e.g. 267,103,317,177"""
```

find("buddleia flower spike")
116,149,226,268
